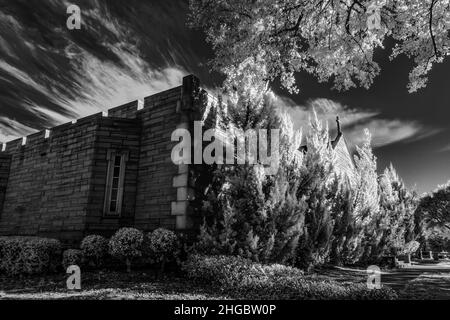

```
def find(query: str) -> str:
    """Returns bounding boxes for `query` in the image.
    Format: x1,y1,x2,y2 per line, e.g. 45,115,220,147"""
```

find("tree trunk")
158,257,166,278
405,253,411,264
126,258,131,273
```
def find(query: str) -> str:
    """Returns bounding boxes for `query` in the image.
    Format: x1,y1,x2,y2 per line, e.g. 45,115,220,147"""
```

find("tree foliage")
366,164,418,261
416,181,450,231
195,94,306,264
189,0,450,94
295,112,335,270
194,94,420,269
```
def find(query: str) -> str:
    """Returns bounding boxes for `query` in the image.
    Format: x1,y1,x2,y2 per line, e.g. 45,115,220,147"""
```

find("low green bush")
144,228,180,273
80,235,108,267
0,236,62,275
183,254,272,288
109,228,143,272
183,255,397,300
62,249,83,269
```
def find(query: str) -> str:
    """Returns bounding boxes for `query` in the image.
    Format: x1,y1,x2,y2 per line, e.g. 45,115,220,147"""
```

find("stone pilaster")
170,75,201,230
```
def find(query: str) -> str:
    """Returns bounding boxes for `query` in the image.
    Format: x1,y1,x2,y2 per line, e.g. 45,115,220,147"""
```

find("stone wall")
85,117,141,237
0,116,98,243
0,154,11,217
133,86,183,231
133,75,214,232
0,75,214,243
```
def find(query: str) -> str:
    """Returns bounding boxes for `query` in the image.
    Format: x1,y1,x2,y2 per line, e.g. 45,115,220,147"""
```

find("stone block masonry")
0,75,217,244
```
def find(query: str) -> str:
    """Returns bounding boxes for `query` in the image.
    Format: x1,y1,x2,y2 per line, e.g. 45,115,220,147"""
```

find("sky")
0,0,448,193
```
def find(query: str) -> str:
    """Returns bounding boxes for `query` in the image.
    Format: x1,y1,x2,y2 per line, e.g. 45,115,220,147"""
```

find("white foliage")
190,0,450,94
278,111,304,171
304,110,335,184
353,128,380,224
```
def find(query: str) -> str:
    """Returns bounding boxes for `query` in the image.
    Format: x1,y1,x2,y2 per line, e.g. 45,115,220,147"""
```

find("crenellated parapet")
0,85,189,155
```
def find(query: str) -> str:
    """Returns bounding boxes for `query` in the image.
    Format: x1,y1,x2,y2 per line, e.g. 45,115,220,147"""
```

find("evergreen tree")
196,93,307,264
334,129,379,264
368,164,418,261
195,94,420,269
416,181,450,231
295,112,335,271
329,177,354,266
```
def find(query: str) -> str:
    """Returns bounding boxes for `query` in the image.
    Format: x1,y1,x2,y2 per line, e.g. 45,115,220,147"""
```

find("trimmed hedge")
0,237,62,275
183,255,397,300
81,235,108,267
143,228,180,270
62,249,83,269
109,228,144,272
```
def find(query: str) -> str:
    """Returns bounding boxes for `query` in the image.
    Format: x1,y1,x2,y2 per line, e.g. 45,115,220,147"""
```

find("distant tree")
427,230,450,252
416,182,450,231
403,240,420,254
190,0,450,94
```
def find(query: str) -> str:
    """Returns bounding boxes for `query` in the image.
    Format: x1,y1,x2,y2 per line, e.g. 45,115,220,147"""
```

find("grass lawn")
0,267,390,300
399,272,450,299
3,263,449,300
317,262,450,299
0,270,231,300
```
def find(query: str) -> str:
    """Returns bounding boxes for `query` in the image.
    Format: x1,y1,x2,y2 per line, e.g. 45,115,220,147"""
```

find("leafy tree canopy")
416,181,450,231
189,0,450,94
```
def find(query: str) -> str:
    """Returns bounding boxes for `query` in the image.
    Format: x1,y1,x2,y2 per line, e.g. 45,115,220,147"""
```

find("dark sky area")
0,0,448,193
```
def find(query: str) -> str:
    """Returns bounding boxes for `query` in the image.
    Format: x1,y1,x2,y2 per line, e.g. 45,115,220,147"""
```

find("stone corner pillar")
171,75,202,230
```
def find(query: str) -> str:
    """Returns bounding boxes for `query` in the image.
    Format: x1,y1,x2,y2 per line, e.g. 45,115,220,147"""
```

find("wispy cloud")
0,60,51,96
0,1,189,142
0,0,439,153
0,117,36,142
439,144,450,153
272,95,438,149
346,119,425,148
59,47,186,122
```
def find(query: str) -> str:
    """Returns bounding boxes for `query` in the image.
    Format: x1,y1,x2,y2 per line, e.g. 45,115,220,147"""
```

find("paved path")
331,261,450,298
381,262,450,298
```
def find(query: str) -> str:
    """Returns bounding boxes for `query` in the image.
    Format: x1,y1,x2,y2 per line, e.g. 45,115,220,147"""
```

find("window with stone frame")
103,150,128,217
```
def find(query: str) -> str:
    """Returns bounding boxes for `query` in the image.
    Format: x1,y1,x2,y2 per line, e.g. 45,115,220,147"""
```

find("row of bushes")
0,233,398,299
182,255,398,300
0,228,180,276
65,227,181,273
0,237,62,276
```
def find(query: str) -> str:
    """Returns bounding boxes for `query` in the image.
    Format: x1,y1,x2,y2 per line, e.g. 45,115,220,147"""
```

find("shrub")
183,255,397,300
80,235,108,267
62,249,83,269
144,228,180,273
109,228,143,272
0,236,62,275
183,254,273,288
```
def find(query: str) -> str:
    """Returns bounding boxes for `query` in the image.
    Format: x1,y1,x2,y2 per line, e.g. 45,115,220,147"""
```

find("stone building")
0,75,217,244
0,74,354,244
